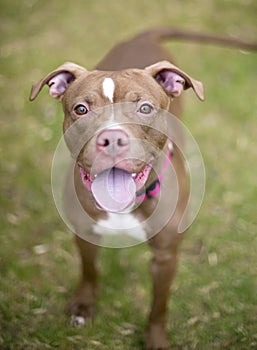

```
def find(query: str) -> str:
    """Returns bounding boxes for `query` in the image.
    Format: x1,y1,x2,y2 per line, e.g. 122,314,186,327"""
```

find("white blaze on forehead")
102,77,115,103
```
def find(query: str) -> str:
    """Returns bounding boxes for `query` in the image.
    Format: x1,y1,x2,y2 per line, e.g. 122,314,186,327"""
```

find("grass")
1,0,257,349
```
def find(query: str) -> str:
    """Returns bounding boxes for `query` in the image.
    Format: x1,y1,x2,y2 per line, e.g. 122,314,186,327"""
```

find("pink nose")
96,129,129,156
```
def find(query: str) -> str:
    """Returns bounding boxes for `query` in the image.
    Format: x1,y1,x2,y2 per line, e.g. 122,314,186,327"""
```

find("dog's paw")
145,324,170,350
70,315,86,328
66,283,97,327
66,293,96,326
67,301,95,326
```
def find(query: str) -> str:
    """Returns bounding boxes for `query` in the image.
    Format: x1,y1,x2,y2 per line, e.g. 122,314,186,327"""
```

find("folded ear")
145,60,204,101
29,62,87,101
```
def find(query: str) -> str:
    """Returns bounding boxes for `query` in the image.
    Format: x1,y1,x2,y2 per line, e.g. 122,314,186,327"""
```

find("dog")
30,28,257,349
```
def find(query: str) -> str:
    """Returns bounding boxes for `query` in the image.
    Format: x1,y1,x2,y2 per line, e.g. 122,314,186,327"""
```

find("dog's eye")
138,103,154,115
74,104,89,116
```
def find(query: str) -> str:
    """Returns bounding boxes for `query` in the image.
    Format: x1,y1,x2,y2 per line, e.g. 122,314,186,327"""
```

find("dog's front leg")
146,232,181,350
67,235,99,326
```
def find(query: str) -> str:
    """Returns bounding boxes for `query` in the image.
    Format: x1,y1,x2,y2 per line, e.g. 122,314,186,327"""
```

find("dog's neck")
135,139,173,202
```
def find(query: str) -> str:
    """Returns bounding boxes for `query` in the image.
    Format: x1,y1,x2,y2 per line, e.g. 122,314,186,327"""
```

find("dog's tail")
136,28,257,51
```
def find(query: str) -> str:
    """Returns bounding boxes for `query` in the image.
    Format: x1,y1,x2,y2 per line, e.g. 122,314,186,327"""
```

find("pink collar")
135,140,173,202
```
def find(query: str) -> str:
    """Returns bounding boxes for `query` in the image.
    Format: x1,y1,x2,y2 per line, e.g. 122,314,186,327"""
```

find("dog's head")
30,61,204,212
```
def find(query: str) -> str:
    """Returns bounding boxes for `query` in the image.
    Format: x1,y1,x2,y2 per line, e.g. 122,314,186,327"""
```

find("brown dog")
30,28,257,349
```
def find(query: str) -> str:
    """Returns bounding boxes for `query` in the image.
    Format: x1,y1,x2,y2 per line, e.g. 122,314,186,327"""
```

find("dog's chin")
78,163,153,212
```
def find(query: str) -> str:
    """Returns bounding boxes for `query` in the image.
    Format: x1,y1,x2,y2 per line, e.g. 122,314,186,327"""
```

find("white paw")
70,315,86,327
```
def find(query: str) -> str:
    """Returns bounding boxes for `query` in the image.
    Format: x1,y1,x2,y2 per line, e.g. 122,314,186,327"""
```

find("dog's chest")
93,212,146,241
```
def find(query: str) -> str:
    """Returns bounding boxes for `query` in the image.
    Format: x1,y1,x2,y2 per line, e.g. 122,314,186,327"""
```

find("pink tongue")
91,168,136,212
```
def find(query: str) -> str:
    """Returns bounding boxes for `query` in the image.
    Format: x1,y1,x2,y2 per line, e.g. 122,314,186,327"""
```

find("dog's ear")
29,62,87,101
145,60,204,101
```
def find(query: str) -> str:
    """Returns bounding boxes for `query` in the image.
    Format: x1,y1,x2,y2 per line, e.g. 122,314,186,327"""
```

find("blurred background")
0,1,257,349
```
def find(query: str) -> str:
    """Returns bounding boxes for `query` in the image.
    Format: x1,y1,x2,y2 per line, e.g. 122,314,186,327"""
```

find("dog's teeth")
132,173,137,178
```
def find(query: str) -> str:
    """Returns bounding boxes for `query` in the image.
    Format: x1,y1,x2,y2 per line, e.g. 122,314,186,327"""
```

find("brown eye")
74,104,89,116
139,103,153,115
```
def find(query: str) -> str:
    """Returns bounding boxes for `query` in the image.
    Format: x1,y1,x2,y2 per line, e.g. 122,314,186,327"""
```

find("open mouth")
79,163,152,212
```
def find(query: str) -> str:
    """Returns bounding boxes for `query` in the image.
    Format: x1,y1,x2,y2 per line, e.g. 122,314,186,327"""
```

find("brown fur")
30,28,257,350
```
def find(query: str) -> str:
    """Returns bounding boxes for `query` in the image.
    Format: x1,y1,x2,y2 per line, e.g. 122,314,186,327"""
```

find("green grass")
1,0,257,349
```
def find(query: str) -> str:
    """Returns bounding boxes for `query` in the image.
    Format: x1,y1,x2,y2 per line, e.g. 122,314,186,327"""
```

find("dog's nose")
96,129,129,156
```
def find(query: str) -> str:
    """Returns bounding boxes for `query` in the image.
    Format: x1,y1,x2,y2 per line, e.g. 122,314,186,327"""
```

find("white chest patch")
102,77,115,103
93,212,146,241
